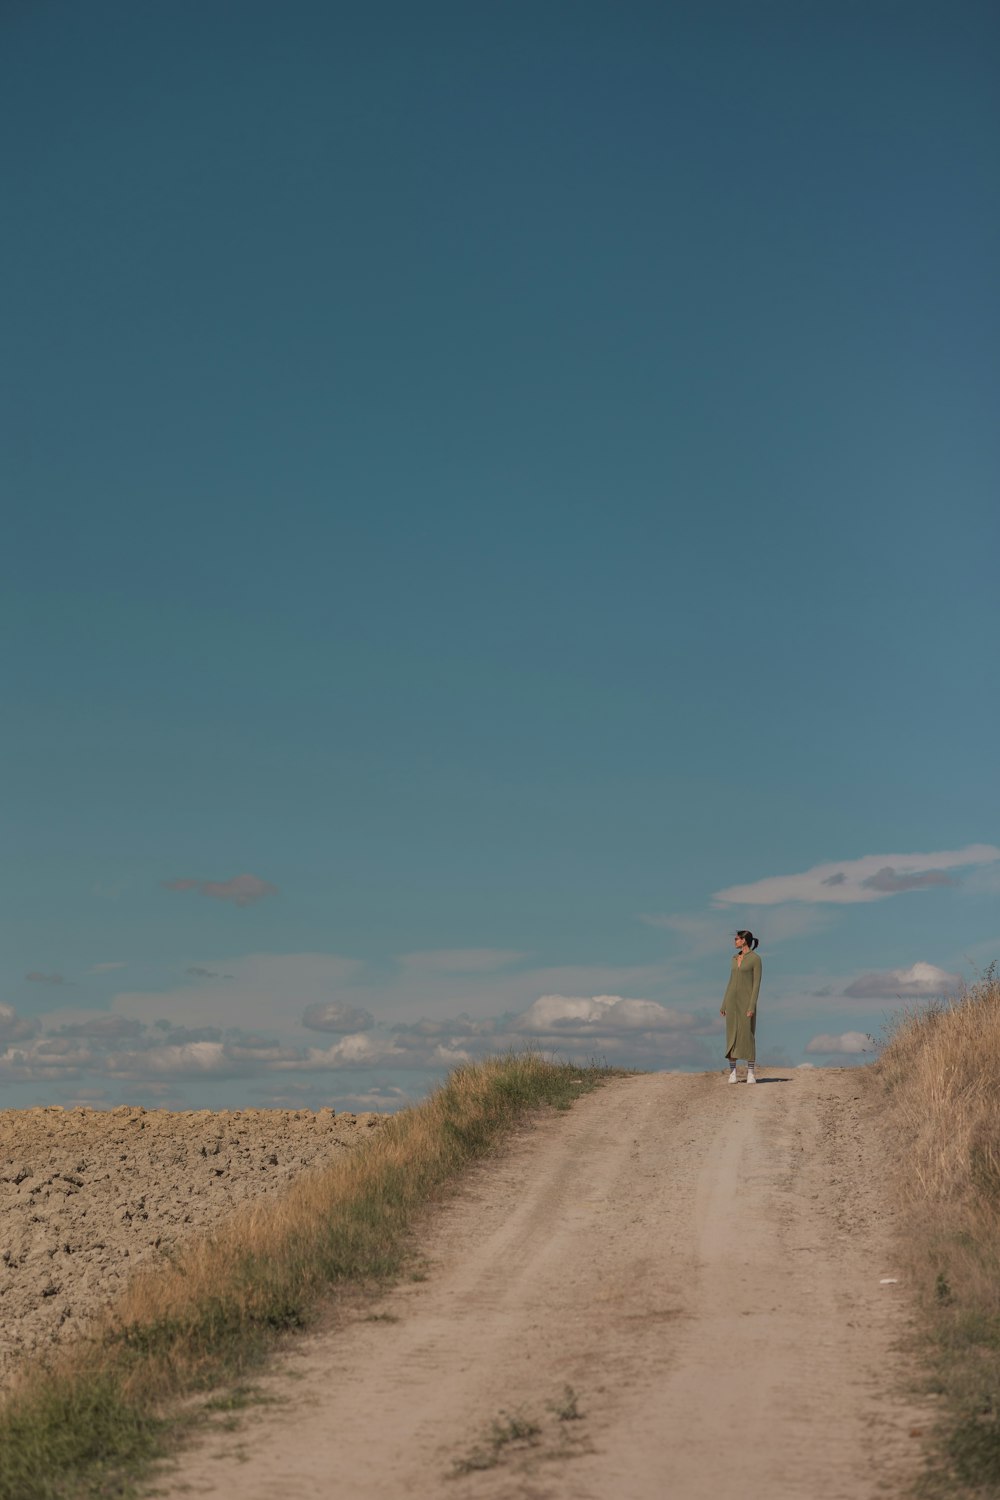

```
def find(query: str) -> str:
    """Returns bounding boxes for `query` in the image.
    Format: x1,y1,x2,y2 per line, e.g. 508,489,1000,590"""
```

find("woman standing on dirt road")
722,931,762,1084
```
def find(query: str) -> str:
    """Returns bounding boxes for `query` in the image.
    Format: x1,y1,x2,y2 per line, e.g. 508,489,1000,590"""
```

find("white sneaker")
746,1069,756,1085
728,1068,738,1084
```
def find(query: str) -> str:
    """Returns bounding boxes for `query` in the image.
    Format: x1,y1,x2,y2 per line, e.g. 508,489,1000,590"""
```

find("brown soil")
0,1104,381,1383
158,1070,931,1500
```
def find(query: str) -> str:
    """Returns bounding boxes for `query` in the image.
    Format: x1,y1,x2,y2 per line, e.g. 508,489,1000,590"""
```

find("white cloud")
713,845,1000,906
511,994,700,1037
105,1034,307,1080
164,873,277,907
842,962,960,999
106,1041,236,1078
486,994,719,1069
273,1032,467,1072
0,1037,95,1081
25,971,67,985
480,961,679,1014
805,1032,872,1055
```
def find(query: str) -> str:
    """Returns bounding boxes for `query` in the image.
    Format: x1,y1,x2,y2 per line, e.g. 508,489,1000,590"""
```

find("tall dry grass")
876,970,1000,1495
0,1053,610,1500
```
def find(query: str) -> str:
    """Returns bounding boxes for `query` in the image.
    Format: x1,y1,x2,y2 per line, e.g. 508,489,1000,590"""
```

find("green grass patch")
0,1373,163,1500
0,1054,613,1500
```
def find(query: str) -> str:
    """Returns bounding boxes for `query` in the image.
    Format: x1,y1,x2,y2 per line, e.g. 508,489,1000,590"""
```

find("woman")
721,930,762,1083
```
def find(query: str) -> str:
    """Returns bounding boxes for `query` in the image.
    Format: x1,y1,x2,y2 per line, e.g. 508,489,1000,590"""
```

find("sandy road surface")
160,1071,927,1500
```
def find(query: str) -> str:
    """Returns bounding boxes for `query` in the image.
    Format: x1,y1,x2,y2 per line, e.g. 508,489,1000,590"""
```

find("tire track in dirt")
156,1071,928,1500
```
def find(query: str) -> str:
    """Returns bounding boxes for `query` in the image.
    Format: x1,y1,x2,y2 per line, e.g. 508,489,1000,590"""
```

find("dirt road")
160,1070,927,1499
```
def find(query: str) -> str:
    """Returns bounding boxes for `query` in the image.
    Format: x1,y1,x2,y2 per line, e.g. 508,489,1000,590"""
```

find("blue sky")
3,1,998,1109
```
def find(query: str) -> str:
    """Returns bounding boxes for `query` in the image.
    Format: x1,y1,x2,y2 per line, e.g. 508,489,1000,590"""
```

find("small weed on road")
452,1387,591,1478
453,1411,542,1474
549,1384,583,1421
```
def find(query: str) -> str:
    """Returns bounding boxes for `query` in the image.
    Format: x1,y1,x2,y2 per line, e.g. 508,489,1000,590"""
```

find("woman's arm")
747,954,762,1014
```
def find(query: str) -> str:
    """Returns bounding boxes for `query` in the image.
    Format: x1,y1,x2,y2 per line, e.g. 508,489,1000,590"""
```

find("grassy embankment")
876,970,1000,1496
0,1053,612,1500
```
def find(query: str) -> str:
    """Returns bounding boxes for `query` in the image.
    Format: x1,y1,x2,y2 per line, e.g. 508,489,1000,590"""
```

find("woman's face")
734,933,748,954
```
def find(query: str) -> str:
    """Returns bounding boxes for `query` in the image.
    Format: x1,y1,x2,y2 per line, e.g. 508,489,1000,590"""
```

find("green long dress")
723,951,762,1062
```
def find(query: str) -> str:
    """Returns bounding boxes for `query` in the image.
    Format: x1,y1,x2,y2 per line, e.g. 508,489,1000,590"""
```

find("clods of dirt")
0,1104,382,1382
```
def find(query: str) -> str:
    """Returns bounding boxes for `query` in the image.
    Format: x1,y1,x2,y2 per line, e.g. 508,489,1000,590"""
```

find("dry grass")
0,1053,610,1500
876,970,1000,1495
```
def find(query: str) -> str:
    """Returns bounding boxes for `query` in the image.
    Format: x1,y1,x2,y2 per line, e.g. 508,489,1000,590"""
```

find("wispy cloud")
164,874,277,907
860,867,953,893
636,913,733,954
640,906,829,954
114,953,365,1033
391,1015,499,1039
842,962,960,999
55,1015,145,1039
962,865,1000,897
397,949,528,973
301,1002,376,1033
805,1031,872,1055
88,962,127,974
713,845,1000,906
0,1005,41,1043
25,971,67,985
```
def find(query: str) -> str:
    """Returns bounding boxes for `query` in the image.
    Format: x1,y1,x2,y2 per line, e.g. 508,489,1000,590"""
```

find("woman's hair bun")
736,929,760,950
